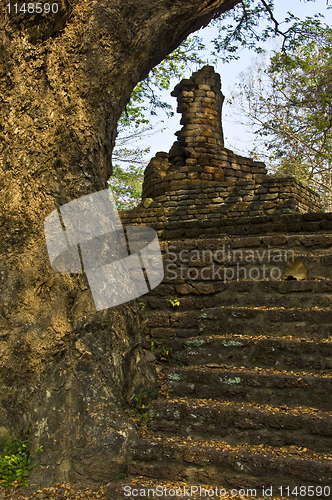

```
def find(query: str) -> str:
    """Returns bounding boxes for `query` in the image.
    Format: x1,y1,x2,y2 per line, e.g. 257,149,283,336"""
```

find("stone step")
148,398,332,453
166,366,332,411
179,335,332,373
128,436,332,494
198,306,332,339
120,211,332,240
162,254,332,282
145,306,332,352
145,279,332,310
158,223,332,242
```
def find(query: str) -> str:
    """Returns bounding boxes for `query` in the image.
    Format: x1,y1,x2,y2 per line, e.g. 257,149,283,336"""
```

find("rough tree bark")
0,0,239,488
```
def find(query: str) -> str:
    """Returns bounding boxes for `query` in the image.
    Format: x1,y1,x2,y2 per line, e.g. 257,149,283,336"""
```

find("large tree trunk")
0,0,238,488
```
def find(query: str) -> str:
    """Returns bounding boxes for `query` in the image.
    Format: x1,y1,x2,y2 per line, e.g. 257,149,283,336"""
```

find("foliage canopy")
228,18,332,208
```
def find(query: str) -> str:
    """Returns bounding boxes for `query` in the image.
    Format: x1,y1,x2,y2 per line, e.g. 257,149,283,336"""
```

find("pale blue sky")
115,0,332,167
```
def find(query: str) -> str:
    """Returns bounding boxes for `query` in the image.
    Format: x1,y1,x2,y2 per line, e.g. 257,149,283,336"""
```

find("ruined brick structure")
142,65,321,214
114,67,332,496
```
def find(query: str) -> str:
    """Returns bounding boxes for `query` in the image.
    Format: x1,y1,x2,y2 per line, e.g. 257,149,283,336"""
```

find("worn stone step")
162,254,332,282
129,436,332,494
145,306,332,352
180,335,332,373
148,398,332,453
156,231,332,252
155,234,332,282
145,279,332,310
199,306,332,339
143,326,332,354
121,211,332,240
165,366,332,411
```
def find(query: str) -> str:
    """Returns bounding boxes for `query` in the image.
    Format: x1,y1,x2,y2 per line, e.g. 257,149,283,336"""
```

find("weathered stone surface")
149,399,332,452
119,178,332,490
129,436,332,490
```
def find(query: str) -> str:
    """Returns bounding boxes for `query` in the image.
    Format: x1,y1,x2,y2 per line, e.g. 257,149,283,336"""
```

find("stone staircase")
111,65,332,499
121,230,332,499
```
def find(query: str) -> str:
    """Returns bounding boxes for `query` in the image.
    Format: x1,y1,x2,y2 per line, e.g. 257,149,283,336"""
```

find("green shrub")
0,428,43,487
114,472,127,482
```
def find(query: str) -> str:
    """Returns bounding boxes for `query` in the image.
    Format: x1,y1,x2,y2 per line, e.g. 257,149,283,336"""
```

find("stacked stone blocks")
143,149,268,200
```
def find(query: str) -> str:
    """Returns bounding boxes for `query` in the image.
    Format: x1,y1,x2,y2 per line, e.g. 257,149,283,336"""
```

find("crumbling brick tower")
168,66,226,180
142,65,268,198
142,65,321,214
143,66,264,197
